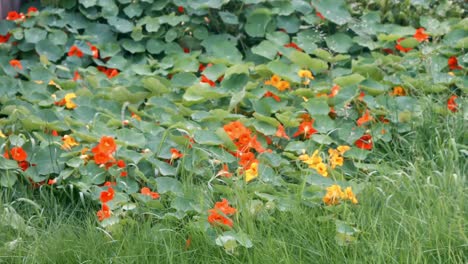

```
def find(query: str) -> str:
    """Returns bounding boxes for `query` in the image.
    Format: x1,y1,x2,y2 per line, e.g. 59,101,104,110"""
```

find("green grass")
1,104,466,264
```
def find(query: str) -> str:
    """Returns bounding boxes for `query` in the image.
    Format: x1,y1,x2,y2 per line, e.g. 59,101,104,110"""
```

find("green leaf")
219,11,239,24
35,40,64,62
193,130,224,145
201,35,243,64
288,51,328,72
0,158,19,170
117,128,146,147
302,98,330,116
25,28,47,44
107,17,134,33
325,33,354,53
399,37,419,48
79,0,97,8
155,177,183,195
359,79,389,95
311,0,352,25
334,74,365,86
245,8,273,37
221,74,248,91
251,40,279,60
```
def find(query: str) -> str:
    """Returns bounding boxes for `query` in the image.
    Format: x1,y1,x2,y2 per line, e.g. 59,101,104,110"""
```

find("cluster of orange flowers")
3,146,32,171
91,136,117,165
223,121,266,182
207,198,236,228
264,75,291,91
323,184,358,206
395,27,429,53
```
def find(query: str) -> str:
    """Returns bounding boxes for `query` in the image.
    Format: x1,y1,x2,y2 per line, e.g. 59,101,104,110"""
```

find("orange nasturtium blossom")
200,75,216,87
356,109,373,127
97,66,119,79
94,136,117,155
141,187,160,199
275,124,290,139
343,187,358,204
448,56,462,70
284,42,303,52
208,198,236,228
73,71,81,81
170,148,183,159
355,134,373,150
68,45,84,58
413,28,429,42
245,161,259,182
6,11,25,21
61,135,79,151
293,120,318,139
27,7,38,15
447,95,458,113
97,203,111,221
395,38,412,53
10,147,27,162
100,187,115,203
391,86,406,96
329,85,340,98
323,184,344,205
55,93,78,109
9,59,22,70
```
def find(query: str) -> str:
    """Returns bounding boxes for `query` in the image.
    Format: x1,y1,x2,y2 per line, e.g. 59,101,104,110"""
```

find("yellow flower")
276,81,291,91
300,150,322,169
315,162,328,177
337,145,350,155
329,155,344,169
298,70,314,79
343,187,358,204
245,162,258,182
0,130,6,138
64,93,77,109
61,135,79,151
323,184,344,206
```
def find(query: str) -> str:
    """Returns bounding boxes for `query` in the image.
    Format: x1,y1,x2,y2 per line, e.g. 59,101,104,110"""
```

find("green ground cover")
0,0,466,263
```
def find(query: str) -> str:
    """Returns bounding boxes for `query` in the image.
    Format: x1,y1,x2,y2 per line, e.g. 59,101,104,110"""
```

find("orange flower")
6,11,25,21
68,45,84,58
265,74,281,86
391,86,406,96
208,198,236,228
213,198,237,215
86,42,99,58
93,151,111,165
293,120,317,139
100,187,115,203
48,178,56,185
414,28,429,42
223,121,250,140
276,81,290,91
447,95,458,113
61,135,79,151
141,187,160,199
9,60,22,70
316,12,325,20
329,85,340,98
73,71,81,81
0,33,11,43
355,134,373,150
93,136,117,155
117,159,126,168
357,109,373,127
207,212,233,227
275,124,290,139
238,151,257,169
395,38,412,53
448,57,462,70
170,148,183,159
10,147,27,162
323,184,344,206
97,203,111,221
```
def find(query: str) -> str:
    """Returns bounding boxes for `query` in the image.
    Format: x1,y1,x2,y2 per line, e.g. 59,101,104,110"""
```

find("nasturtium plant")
0,0,465,253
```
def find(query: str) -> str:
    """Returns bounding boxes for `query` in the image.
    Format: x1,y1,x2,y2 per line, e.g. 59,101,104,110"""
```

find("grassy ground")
0,103,466,263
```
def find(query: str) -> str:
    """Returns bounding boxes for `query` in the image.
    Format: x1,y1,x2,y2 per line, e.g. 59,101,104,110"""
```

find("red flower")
6,11,24,21
293,120,317,139
9,60,22,70
213,198,237,215
382,48,394,54
141,187,160,199
18,161,30,171
395,38,412,53
27,7,38,15
208,212,233,227
329,85,340,98
264,91,281,102
68,45,84,58
51,130,59,137
183,47,190,53
0,33,11,43
357,109,373,127
10,147,27,162
448,56,462,70
97,66,119,79
316,12,325,20
178,6,184,13
73,71,81,81
100,187,115,203
284,42,303,52
97,203,111,221
414,28,429,42
48,178,56,185
355,134,373,150
208,198,236,228
117,159,126,168
93,136,117,155
201,75,216,87
87,42,99,59
447,95,458,113
120,171,127,177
